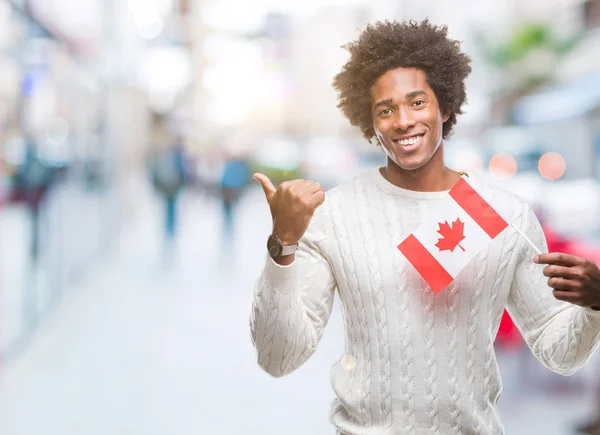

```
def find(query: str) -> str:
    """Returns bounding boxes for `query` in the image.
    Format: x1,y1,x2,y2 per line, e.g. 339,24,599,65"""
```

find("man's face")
371,67,449,171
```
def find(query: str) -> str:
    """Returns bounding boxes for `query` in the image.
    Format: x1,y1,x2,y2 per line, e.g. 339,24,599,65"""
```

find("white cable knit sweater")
250,168,600,435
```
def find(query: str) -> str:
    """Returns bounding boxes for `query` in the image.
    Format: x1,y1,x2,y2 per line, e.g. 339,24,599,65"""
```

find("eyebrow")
372,90,427,110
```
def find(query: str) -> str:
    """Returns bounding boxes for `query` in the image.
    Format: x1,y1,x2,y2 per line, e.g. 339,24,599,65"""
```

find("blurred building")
0,0,195,363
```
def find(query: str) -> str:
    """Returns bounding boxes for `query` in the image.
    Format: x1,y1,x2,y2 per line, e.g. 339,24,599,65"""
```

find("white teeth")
395,135,423,146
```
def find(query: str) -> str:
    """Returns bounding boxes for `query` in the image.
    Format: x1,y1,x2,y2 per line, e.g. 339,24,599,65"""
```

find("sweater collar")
369,167,470,199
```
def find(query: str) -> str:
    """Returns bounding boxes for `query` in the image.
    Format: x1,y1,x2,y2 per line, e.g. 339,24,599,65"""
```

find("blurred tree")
475,23,584,123
484,24,580,67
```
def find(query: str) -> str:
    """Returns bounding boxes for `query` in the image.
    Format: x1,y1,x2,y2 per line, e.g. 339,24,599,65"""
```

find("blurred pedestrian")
150,138,186,245
13,139,53,262
249,20,600,435
219,155,250,239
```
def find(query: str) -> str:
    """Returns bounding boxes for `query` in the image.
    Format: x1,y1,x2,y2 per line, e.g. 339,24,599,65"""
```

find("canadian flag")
397,177,509,293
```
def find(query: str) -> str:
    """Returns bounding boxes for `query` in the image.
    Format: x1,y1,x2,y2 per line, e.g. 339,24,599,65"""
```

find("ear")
442,110,451,123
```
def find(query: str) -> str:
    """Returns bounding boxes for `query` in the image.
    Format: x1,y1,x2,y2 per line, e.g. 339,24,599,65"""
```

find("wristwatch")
267,217,298,258
267,233,298,258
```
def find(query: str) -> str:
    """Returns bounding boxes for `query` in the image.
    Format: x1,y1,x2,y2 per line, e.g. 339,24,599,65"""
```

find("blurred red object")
496,311,523,349
495,224,598,348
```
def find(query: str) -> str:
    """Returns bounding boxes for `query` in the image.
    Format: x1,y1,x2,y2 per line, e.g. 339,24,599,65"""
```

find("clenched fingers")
535,252,583,267
547,276,581,292
293,180,322,192
543,265,582,280
309,181,323,194
553,290,581,304
311,190,325,207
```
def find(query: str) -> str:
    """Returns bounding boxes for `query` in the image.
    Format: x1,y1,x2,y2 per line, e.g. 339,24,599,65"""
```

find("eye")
412,100,425,108
379,108,393,117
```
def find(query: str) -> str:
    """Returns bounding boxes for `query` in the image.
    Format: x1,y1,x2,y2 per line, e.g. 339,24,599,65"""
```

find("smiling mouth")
393,134,425,146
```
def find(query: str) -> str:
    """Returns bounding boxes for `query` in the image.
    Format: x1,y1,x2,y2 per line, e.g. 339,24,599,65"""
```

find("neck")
381,145,461,192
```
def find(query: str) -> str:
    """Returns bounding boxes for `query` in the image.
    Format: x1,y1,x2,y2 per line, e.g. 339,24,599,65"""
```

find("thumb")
252,172,276,203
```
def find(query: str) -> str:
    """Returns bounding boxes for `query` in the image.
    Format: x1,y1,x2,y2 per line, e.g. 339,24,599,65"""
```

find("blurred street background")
1,0,600,434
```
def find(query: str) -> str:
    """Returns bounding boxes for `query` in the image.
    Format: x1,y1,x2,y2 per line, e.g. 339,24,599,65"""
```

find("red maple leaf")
435,218,466,252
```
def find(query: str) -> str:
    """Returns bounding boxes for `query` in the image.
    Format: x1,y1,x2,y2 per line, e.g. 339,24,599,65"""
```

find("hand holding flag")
535,252,600,310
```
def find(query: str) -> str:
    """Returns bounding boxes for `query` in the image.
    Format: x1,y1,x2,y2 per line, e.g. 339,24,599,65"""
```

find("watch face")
267,235,282,257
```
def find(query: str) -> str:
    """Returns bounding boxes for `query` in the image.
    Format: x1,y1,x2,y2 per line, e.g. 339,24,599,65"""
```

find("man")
219,154,251,238
150,138,186,243
249,20,600,434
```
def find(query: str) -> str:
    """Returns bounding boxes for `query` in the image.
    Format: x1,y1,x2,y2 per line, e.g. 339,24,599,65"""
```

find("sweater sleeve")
506,203,600,376
249,203,337,378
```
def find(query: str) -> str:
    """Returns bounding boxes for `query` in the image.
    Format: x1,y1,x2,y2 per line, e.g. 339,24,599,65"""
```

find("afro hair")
332,19,472,141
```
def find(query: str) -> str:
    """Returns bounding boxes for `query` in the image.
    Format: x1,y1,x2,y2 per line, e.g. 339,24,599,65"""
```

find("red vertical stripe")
449,178,508,238
398,234,453,293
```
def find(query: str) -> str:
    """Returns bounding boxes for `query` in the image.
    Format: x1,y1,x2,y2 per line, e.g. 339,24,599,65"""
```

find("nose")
392,107,416,131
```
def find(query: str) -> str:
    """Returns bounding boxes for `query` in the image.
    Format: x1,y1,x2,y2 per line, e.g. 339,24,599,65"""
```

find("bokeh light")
538,151,566,181
488,153,518,178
